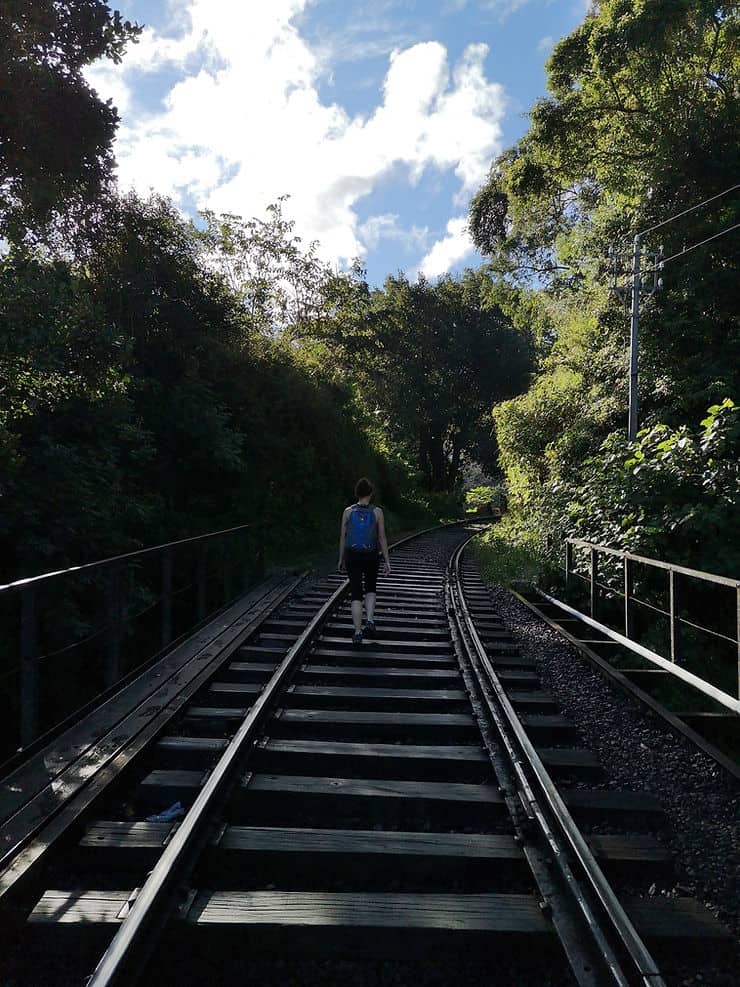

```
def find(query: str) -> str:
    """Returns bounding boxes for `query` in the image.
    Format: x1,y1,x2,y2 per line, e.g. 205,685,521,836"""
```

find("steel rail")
86,577,346,987
449,540,666,987
86,521,464,987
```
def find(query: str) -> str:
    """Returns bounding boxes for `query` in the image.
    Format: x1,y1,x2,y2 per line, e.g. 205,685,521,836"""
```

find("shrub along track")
0,527,733,987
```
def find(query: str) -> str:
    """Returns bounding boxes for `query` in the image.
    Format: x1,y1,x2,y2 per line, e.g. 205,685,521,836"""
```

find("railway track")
0,525,732,986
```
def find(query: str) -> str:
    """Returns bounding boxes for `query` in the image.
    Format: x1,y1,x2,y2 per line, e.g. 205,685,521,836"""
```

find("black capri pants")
346,550,380,601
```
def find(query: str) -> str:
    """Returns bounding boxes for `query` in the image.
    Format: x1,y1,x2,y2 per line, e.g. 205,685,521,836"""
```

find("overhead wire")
641,221,740,275
635,183,740,237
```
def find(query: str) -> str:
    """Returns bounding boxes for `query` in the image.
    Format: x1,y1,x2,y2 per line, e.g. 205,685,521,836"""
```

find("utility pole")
609,184,739,440
609,238,663,441
628,234,641,442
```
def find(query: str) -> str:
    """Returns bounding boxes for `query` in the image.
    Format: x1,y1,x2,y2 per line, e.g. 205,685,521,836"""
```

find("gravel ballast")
476,575,739,969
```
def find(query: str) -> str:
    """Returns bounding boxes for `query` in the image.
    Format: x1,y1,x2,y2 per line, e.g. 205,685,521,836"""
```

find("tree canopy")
469,0,739,577
301,268,533,492
0,0,140,238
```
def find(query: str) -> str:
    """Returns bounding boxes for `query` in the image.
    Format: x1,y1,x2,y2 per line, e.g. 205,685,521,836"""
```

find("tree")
0,191,422,581
306,268,533,492
467,0,739,574
200,199,333,338
0,0,140,238
469,1,739,424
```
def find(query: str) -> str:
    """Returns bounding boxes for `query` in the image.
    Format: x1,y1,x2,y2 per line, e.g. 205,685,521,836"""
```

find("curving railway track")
0,525,733,986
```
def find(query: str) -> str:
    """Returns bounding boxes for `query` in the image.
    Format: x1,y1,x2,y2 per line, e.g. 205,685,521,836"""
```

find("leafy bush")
470,519,552,588
488,398,739,587
567,399,740,576
464,485,507,512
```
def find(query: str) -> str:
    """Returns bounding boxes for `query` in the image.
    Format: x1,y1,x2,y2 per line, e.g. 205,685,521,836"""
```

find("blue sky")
87,0,589,285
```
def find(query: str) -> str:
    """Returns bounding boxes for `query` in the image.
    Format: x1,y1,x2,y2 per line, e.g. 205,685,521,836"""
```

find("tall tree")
0,0,140,238
200,199,332,338
470,0,739,424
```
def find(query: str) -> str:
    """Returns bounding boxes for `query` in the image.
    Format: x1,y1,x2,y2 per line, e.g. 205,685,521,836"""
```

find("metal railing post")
223,550,233,605
105,565,122,687
20,586,39,747
624,557,634,639
161,548,173,649
196,544,207,622
241,529,252,592
736,586,740,700
256,525,265,580
590,547,598,619
565,541,573,596
669,569,680,663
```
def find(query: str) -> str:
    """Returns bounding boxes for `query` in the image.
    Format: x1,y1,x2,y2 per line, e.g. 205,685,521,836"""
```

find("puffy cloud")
417,215,475,278
359,213,429,253
482,0,532,20
537,35,554,52
84,0,505,270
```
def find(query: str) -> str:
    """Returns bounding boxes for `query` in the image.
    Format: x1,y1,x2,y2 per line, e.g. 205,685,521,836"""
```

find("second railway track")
0,525,734,986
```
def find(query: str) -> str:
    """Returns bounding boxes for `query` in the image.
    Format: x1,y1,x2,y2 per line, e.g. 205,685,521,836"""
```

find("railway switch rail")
0,524,733,986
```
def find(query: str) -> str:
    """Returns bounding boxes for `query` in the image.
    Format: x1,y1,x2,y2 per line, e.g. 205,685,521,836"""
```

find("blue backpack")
346,504,378,553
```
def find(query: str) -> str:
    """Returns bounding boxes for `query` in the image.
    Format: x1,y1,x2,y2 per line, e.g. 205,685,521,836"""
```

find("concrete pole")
628,234,641,442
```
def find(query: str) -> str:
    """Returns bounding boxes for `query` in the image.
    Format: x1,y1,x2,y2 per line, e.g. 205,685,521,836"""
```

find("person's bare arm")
376,508,391,575
338,508,349,572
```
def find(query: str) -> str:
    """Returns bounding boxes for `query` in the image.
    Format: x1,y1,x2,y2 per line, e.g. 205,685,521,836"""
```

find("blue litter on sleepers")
146,801,186,823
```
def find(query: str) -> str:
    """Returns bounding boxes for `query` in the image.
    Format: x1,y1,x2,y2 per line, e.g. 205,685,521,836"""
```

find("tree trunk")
447,431,463,490
428,429,446,491
418,430,432,488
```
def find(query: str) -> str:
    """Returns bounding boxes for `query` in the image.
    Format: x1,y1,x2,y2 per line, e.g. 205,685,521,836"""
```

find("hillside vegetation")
0,4,532,580
1,0,737,587
469,0,739,581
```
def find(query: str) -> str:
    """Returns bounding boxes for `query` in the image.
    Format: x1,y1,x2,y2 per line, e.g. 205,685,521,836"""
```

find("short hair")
355,477,373,499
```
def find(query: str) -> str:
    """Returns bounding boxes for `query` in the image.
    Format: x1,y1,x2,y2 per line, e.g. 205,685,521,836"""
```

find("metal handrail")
567,538,740,589
564,538,740,705
1,522,262,751
0,523,254,594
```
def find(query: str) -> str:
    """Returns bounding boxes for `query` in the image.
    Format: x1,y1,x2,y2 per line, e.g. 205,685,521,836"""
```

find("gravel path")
478,578,739,949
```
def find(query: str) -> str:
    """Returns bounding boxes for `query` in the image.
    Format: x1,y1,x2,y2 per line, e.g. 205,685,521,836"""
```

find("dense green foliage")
304,268,532,492
569,399,740,572
0,1,140,238
470,0,739,580
0,180,525,580
0,195,429,581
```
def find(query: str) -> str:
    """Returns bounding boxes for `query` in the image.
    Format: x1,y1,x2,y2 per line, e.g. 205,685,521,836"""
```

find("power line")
641,221,740,274
608,214,738,442
636,183,740,237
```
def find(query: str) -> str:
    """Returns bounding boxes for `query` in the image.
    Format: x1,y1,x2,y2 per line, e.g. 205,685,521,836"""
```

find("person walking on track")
338,478,391,645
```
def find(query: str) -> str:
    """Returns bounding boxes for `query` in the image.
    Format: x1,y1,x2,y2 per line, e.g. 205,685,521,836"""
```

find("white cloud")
83,0,506,268
359,213,429,253
482,0,532,20
537,35,554,53
417,215,475,278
